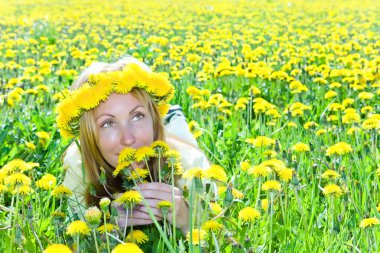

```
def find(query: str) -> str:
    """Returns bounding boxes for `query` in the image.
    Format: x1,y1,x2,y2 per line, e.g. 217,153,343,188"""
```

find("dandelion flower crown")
56,63,175,138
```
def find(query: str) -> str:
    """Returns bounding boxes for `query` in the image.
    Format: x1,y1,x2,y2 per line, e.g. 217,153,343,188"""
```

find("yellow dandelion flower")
115,190,142,205
377,203,380,213
291,109,304,117
369,114,380,120
287,121,297,128
118,147,136,164
260,159,287,172
262,180,282,192
1,159,38,173
202,220,224,232
324,90,337,99
240,161,251,172
327,115,338,122
322,184,343,197
326,142,353,156
66,220,90,236
182,167,206,179
51,185,72,198
238,207,260,222
263,150,277,158
209,202,223,215
278,168,294,182
111,243,143,253
4,173,31,186
127,168,149,181
186,229,207,245
205,164,228,182
342,98,354,107
342,112,361,124
187,86,202,97
36,174,57,190
329,82,341,88
361,106,373,114
0,184,7,193
245,136,275,148
43,244,73,253
98,224,118,234
157,200,172,209
344,108,357,114
135,146,155,162
321,170,340,179
316,129,327,136
12,185,33,195
52,211,66,218
328,103,345,112
248,165,272,178
314,77,328,85
304,121,319,130
157,103,170,116
292,142,310,152
359,217,380,228
218,187,244,199
36,131,50,145
347,127,361,135
188,120,203,139
151,140,169,154
113,161,132,177
25,141,36,150
261,199,269,212
173,162,184,175
358,92,374,100
164,149,181,164
362,118,380,130
125,230,149,244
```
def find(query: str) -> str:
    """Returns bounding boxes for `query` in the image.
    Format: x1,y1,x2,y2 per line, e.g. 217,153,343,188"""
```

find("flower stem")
92,229,99,253
170,163,177,247
104,213,110,253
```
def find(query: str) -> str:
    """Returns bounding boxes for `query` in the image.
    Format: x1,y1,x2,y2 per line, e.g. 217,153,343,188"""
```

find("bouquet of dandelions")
78,140,232,252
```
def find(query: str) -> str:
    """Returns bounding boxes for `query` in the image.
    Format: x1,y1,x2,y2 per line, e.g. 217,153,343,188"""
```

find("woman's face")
93,93,154,168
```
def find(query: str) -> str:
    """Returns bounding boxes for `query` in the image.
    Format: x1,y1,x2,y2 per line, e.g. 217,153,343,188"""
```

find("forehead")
93,93,144,116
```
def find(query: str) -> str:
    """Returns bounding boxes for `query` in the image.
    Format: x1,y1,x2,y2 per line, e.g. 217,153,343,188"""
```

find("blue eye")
132,113,144,121
102,120,115,128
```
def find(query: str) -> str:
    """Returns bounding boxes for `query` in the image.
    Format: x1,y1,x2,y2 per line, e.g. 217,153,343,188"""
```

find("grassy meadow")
0,0,379,252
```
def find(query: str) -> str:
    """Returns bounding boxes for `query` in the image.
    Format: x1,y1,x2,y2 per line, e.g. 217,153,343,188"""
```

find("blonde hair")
72,57,165,206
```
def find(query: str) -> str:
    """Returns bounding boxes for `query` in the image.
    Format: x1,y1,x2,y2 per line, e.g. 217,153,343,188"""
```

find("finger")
136,206,164,218
136,183,180,195
117,217,156,228
137,198,172,209
130,209,161,219
139,190,178,202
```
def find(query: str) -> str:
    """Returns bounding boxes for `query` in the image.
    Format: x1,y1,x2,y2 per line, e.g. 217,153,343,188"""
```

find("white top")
62,136,210,216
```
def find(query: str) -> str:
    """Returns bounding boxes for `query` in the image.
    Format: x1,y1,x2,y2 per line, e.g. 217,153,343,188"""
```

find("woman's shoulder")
166,135,210,170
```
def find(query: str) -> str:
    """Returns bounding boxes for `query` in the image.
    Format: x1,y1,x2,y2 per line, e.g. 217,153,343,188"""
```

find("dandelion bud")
99,197,111,211
182,185,189,198
85,206,102,229
99,167,107,185
224,184,234,206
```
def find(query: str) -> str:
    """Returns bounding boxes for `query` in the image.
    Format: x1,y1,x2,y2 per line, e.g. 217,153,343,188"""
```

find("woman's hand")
136,182,189,234
112,183,189,234
112,195,162,228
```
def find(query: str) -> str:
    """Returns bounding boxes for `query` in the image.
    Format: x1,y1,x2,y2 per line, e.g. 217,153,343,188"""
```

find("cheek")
98,129,120,153
139,118,155,144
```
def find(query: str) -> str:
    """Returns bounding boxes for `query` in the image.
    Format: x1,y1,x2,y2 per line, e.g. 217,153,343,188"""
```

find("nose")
120,124,136,147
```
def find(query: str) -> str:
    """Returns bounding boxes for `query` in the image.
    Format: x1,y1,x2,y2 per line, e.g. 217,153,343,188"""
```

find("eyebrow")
95,105,145,121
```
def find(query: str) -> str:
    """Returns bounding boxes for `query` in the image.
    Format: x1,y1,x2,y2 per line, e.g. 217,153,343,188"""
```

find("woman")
58,57,209,235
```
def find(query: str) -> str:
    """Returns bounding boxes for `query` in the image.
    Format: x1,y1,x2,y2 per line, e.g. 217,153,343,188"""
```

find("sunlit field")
0,0,379,252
